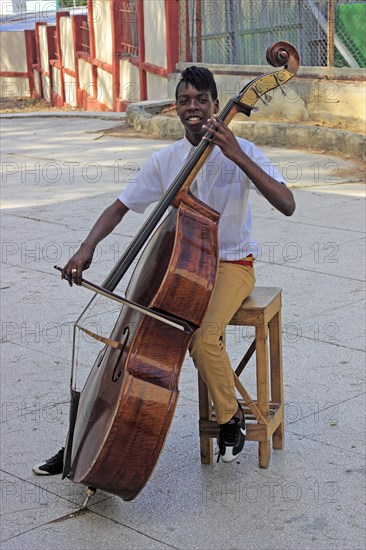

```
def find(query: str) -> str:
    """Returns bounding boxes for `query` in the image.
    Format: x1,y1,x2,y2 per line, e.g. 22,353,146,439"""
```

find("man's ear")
214,99,219,114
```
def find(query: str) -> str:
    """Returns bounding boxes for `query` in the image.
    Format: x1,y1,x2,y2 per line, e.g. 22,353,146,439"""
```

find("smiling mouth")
186,116,202,122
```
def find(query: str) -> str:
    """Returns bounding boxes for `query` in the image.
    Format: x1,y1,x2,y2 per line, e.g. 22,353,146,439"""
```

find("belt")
224,255,254,267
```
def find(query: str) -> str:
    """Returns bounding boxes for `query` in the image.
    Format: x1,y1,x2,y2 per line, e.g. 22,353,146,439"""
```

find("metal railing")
179,0,365,68
119,0,138,56
80,17,90,54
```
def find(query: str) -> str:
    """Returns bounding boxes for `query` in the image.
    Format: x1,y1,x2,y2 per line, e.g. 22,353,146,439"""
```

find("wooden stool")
198,287,284,468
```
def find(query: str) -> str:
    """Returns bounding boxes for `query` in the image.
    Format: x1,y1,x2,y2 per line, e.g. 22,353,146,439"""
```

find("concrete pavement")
0,113,365,550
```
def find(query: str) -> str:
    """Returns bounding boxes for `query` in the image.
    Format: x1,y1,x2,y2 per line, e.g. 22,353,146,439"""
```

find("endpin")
82,486,96,509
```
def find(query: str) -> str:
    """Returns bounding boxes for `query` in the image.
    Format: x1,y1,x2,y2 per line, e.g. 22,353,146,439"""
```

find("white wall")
119,59,140,102
144,0,166,68
0,31,27,72
0,30,29,97
52,65,61,96
147,72,168,100
64,72,77,105
94,0,112,64
78,56,93,96
60,15,74,71
97,66,113,108
1,76,30,97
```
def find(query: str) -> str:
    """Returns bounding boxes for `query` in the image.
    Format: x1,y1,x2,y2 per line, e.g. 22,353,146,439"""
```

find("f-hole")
112,326,130,382
95,347,106,369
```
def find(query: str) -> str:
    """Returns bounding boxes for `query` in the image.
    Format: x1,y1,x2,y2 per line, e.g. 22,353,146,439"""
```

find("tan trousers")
189,261,255,424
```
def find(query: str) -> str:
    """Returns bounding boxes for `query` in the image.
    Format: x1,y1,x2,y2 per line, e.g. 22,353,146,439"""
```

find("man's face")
176,83,219,145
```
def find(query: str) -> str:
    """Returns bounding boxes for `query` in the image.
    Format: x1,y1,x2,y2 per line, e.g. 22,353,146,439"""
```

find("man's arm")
62,199,129,285
203,117,296,216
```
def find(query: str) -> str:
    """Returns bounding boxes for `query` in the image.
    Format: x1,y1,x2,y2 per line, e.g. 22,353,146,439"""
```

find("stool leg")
256,324,271,468
198,373,213,465
269,310,284,450
259,442,270,468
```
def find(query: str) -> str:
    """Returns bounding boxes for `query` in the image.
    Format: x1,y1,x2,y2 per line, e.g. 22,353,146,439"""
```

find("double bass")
57,42,299,503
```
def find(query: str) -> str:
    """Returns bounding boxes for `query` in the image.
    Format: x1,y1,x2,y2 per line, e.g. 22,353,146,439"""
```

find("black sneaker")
32,447,64,476
217,405,246,463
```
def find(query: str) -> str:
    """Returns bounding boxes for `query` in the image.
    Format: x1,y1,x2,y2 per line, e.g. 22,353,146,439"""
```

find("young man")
33,66,295,475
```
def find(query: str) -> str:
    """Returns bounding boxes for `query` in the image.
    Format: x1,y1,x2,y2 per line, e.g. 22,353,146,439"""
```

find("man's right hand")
61,242,96,286
60,199,129,287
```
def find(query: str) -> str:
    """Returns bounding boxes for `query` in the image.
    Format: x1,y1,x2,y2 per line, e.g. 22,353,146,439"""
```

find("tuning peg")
253,86,269,105
274,74,287,96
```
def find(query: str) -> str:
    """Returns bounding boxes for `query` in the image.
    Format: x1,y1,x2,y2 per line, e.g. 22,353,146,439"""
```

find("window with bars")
118,0,138,56
80,17,90,54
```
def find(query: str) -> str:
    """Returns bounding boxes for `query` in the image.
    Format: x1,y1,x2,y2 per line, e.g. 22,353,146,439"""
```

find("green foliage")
59,0,86,8
335,3,366,68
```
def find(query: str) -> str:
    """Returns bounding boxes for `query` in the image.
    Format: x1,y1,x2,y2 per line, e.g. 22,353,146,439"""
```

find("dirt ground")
0,97,74,113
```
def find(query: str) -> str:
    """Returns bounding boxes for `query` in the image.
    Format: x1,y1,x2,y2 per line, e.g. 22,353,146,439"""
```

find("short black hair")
175,66,218,101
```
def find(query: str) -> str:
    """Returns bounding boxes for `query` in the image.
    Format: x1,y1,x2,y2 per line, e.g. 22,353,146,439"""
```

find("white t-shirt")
119,137,284,261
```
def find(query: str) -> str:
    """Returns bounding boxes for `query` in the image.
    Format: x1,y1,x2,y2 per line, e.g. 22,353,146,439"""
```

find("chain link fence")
179,0,366,68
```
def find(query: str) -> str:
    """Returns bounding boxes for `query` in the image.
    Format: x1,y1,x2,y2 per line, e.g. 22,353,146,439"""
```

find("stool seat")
231,286,282,324
198,286,284,468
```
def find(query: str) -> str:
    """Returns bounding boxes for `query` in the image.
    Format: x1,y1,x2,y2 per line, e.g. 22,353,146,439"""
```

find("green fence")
335,2,366,67
180,0,366,68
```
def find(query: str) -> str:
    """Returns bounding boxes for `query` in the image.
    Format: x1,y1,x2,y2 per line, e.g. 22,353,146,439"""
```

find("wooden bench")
198,287,284,468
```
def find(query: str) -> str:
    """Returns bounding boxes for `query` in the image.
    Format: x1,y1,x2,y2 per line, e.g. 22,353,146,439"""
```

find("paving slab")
0,471,78,543
0,114,365,550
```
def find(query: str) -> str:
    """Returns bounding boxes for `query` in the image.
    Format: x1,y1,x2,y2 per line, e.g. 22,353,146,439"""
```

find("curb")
2,107,364,163
126,101,365,163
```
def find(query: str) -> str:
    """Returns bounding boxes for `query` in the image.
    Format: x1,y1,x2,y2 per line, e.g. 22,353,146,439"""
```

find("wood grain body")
69,201,219,500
